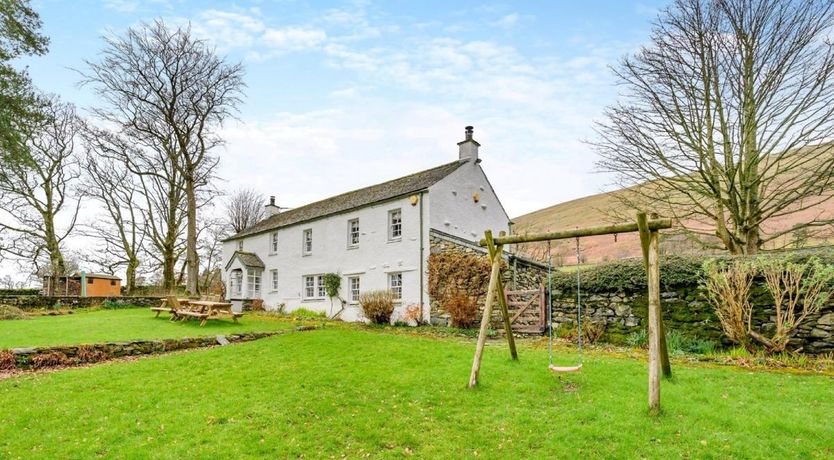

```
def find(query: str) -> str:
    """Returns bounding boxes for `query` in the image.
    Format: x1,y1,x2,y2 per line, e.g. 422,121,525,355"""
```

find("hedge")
549,248,834,294
0,288,40,296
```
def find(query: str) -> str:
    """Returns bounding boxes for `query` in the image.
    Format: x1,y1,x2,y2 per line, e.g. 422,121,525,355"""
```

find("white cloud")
262,27,327,51
492,13,520,29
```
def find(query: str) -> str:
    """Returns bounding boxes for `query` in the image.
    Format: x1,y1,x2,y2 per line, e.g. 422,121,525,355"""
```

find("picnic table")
151,297,243,326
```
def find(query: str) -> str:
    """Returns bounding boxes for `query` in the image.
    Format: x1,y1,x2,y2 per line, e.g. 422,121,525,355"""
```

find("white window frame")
246,268,262,299
237,240,244,250
389,272,402,300
388,209,402,241
348,276,360,303
304,275,316,299
230,269,243,297
347,218,360,248
317,276,327,298
270,232,279,254
270,269,279,291
302,229,313,255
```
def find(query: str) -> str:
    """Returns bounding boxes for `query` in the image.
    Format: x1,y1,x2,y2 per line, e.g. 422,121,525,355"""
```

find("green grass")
0,308,294,349
1,328,832,459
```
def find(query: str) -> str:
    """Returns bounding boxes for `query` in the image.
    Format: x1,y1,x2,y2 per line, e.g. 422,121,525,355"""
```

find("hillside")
511,184,834,267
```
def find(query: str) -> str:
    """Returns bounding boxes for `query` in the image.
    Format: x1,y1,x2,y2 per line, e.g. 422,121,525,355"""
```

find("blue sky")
25,0,665,218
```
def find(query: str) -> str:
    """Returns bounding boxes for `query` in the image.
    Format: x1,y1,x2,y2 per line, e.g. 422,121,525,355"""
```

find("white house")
222,126,510,322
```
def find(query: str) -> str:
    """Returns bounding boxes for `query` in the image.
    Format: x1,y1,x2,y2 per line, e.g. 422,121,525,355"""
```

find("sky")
4,0,667,283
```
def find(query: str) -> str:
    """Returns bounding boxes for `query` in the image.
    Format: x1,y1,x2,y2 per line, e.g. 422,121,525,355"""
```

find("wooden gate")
503,285,545,334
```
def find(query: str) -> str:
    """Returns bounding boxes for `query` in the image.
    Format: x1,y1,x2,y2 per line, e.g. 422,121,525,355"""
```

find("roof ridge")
225,159,466,241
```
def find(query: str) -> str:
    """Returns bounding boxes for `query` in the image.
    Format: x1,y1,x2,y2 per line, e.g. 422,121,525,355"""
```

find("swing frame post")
468,230,517,389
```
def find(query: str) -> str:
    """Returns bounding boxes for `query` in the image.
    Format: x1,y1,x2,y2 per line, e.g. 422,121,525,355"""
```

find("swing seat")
549,363,583,373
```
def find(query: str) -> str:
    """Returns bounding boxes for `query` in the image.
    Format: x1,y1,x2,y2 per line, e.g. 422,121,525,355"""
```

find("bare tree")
198,216,228,295
0,97,82,290
594,0,834,255
80,127,147,294
81,19,245,295
225,188,266,234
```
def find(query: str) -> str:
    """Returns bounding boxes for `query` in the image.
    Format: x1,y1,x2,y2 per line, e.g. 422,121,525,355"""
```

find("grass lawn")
1,328,832,459
0,308,294,349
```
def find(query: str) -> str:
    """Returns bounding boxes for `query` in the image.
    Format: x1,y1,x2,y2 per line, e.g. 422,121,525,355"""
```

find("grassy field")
1,327,832,459
0,308,294,349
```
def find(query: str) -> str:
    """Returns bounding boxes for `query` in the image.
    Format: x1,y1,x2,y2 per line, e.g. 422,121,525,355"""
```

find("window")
87,278,94,284
349,276,360,303
247,268,262,298
302,229,313,255
270,232,279,254
110,280,117,286
270,269,279,291
389,209,402,240
347,218,360,247
237,240,244,250
389,272,402,300
303,274,327,299
304,276,316,299
230,269,243,297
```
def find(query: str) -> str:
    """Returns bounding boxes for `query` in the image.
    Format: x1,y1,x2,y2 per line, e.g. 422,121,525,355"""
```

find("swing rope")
547,238,583,373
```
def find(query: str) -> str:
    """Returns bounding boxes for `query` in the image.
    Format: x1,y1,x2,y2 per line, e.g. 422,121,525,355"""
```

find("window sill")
268,252,278,257
302,253,312,257
346,245,359,250
301,298,325,302
387,238,402,244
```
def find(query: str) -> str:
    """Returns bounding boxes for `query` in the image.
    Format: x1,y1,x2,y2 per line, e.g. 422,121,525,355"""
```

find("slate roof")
226,160,466,241
225,251,266,270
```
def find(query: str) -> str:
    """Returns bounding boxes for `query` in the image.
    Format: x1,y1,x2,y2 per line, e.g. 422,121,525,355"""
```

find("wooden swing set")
468,212,673,412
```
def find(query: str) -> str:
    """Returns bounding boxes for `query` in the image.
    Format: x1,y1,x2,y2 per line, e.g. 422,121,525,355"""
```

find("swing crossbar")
478,219,672,247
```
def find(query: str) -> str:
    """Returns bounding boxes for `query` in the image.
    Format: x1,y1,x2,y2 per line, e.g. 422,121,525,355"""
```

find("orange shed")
43,272,122,297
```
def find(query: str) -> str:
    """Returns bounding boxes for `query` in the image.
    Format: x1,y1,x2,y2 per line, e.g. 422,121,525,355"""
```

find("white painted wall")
427,160,510,240
222,194,429,322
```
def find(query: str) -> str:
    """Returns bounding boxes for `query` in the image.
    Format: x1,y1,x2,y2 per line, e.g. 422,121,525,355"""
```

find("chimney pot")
269,196,276,206
265,195,281,216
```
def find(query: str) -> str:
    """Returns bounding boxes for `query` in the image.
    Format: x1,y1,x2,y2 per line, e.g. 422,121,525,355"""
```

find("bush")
31,351,71,369
291,307,325,319
556,321,606,344
626,329,648,348
101,299,136,309
443,289,478,328
0,305,27,320
549,254,703,294
359,290,396,324
0,288,40,296
0,350,16,370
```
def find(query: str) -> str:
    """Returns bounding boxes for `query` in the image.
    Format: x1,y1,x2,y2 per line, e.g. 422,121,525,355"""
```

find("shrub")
291,307,326,319
0,305,27,320
549,255,703,294
359,290,395,324
556,321,606,344
31,351,71,369
402,304,423,326
76,345,108,364
443,289,478,328
701,259,756,351
626,329,648,348
0,288,40,296
249,299,265,311
101,299,134,309
322,273,341,299
0,350,16,370
428,251,495,305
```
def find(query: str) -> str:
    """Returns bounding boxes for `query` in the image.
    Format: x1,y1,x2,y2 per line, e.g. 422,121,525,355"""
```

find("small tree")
322,273,345,319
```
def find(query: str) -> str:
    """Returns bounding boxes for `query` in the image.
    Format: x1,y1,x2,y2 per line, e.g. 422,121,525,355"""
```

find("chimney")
457,125,480,162
265,196,281,217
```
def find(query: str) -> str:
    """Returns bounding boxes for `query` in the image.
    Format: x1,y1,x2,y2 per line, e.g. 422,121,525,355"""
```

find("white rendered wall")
428,160,510,241
222,194,429,322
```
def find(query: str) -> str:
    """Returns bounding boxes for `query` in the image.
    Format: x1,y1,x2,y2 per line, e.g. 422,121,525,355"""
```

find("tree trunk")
185,177,199,296
125,257,139,295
